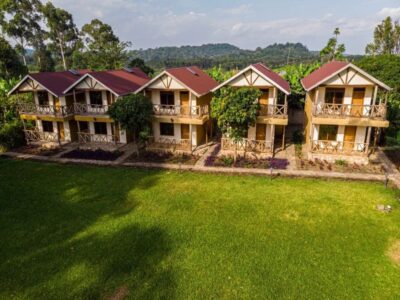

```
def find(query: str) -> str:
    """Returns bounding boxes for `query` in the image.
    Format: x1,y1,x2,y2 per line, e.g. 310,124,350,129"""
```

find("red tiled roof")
252,63,291,94
301,61,349,91
87,68,150,96
166,66,218,96
29,70,89,96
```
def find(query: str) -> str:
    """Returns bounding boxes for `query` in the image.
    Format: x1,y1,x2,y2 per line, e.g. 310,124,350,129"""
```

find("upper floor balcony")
73,103,109,115
18,103,74,118
313,103,387,119
258,104,287,117
152,104,209,117
256,104,288,125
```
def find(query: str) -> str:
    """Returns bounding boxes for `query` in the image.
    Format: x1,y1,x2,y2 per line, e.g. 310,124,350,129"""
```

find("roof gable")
301,61,391,91
63,68,150,96
212,63,291,95
136,66,218,97
9,70,88,97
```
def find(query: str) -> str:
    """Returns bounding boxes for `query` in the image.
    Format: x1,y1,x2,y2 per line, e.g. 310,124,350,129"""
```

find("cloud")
378,7,400,19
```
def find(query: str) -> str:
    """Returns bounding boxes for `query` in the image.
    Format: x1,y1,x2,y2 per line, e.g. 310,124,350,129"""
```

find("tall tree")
320,28,346,62
41,2,79,70
78,19,130,70
128,58,154,76
366,17,400,55
0,0,43,66
0,36,28,79
211,87,262,161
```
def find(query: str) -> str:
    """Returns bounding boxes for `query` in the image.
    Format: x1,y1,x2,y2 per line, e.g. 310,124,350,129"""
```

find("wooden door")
344,126,356,150
351,88,365,117
180,92,189,115
181,124,190,140
259,89,269,105
58,122,65,140
256,124,266,141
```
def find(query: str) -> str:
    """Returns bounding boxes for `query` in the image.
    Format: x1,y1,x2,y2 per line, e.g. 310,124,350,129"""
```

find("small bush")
0,121,25,151
335,159,347,166
222,156,234,166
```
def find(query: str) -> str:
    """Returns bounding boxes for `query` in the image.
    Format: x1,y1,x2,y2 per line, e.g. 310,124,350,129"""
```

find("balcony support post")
365,126,372,155
373,85,378,105
282,125,286,150
270,124,275,156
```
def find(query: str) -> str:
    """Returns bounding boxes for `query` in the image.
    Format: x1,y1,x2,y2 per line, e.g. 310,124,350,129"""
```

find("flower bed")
129,151,200,165
205,145,289,169
296,158,386,174
61,148,123,161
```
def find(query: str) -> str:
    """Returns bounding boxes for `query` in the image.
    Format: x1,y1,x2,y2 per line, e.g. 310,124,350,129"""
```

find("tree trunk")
59,41,67,70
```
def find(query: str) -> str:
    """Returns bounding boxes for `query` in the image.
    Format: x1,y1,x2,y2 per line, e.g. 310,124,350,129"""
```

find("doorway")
351,88,365,117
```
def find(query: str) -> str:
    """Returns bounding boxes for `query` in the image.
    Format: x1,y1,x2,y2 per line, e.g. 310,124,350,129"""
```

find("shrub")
335,159,347,166
0,121,25,151
222,156,234,166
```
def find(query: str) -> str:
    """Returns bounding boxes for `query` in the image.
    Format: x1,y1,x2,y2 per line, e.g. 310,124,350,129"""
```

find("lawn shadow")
0,159,175,299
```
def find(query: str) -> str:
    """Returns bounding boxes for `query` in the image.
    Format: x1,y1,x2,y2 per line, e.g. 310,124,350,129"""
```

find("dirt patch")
384,149,400,171
107,286,130,300
387,240,400,266
13,145,63,157
61,148,123,161
129,151,200,165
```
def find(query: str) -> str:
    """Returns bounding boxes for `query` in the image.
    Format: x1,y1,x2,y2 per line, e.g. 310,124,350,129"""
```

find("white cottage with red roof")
8,70,88,144
136,66,218,152
212,63,290,155
64,68,149,145
301,61,390,163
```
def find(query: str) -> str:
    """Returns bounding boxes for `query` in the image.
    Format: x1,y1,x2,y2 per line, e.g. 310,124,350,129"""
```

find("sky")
52,0,400,54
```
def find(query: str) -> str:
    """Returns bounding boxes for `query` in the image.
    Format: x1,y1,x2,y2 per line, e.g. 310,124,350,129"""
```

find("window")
42,121,53,132
37,92,49,105
318,125,338,141
160,91,174,106
160,123,174,136
325,88,345,104
90,91,103,106
94,122,107,135
79,121,89,132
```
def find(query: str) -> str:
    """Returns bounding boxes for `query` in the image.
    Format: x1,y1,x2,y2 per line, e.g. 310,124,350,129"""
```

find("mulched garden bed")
128,151,200,165
383,148,400,171
61,148,123,161
296,158,386,174
205,145,289,169
12,145,63,157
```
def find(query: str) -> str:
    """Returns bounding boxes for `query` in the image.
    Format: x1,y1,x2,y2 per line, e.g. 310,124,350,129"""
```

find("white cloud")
378,7,400,19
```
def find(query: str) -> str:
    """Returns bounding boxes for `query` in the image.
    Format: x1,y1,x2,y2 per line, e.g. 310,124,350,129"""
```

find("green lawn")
1,158,400,299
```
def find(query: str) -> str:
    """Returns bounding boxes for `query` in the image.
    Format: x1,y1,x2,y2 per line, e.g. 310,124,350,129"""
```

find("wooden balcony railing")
310,140,369,155
258,104,287,117
221,138,272,153
313,103,387,119
74,103,109,115
18,103,74,116
78,132,118,144
152,105,209,118
24,130,59,143
147,136,191,151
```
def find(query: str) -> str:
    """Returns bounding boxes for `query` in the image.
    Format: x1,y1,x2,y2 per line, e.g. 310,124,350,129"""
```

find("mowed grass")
1,158,400,300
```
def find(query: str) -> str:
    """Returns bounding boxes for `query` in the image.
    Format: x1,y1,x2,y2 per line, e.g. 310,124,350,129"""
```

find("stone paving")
2,142,398,188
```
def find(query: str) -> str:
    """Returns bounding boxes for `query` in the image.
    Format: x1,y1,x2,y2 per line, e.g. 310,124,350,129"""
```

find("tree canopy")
108,94,153,141
211,87,261,141
366,17,400,55
320,28,346,62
